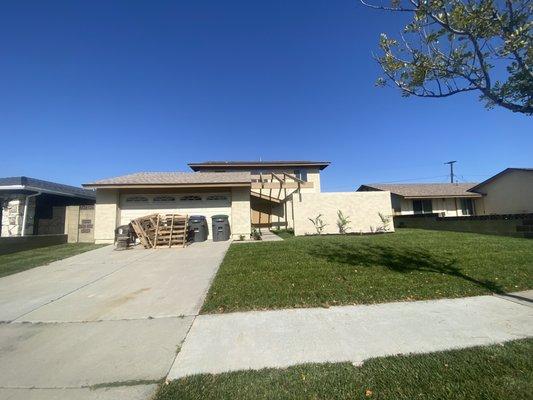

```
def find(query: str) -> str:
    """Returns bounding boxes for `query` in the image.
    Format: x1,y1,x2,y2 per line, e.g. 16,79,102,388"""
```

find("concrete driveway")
0,241,230,400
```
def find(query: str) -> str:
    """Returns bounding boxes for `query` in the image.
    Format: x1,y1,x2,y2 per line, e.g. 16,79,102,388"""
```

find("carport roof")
0,176,96,200
83,171,251,188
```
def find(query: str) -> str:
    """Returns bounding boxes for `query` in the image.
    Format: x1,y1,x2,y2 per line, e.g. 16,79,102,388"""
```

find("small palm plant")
308,214,327,235
336,210,351,234
376,212,391,232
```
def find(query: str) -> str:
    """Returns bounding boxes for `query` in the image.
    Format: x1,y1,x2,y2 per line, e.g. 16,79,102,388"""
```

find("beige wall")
94,189,119,244
65,205,95,243
474,170,533,215
293,191,394,236
230,187,251,239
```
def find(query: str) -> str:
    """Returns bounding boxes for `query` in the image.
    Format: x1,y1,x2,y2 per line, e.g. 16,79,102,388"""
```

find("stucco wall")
94,189,119,244
293,191,394,236
474,170,533,215
231,187,251,239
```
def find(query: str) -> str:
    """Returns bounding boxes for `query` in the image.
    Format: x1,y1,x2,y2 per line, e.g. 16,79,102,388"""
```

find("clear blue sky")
1,0,531,191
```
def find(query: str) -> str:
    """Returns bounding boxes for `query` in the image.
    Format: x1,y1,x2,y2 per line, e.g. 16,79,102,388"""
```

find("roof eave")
188,162,331,171
0,185,96,200
403,194,482,199
82,182,252,189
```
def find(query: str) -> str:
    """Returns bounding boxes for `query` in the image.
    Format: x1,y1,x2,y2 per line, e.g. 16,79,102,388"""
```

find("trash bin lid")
212,214,229,220
189,215,206,222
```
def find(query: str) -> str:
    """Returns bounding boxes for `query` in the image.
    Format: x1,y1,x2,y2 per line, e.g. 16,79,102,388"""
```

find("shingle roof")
358,183,482,198
188,160,330,171
0,177,95,199
83,171,251,187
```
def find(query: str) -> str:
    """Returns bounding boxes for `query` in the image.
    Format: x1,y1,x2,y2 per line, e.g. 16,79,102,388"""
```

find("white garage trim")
119,192,231,240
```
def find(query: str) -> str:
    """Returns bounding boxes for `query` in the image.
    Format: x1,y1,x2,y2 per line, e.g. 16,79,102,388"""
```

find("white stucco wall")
94,189,119,244
474,169,533,214
231,187,251,239
293,191,394,236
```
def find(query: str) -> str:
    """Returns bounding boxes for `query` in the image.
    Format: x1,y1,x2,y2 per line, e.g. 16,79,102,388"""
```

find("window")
412,199,433,214
125,196,149,203
179,195,202,201
206,195,228,201
153,196,176,202
460,198,474,215
294,169,308,182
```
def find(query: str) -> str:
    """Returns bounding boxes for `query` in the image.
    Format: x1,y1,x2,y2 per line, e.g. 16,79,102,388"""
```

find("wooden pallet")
130,214,188,248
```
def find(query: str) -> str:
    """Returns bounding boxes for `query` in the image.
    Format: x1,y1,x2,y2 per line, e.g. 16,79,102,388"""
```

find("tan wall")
293,191,394,236
231,187,251,239
94,189,119,244
474,170,533,214
65,205,95,243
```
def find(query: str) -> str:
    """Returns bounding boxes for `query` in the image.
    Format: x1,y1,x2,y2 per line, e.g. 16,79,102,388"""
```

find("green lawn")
271,229,295,240
202,229,533,313
0,243,105,278
156,339,533,400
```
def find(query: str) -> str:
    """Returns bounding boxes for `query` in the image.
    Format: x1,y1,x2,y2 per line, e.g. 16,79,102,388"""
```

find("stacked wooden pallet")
130,214,188,248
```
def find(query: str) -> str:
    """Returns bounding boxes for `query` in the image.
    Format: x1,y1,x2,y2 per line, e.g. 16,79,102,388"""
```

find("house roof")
188,160,331,171
0,176,96,200
358,183,482,198
468,168,533,193
83,171,251,188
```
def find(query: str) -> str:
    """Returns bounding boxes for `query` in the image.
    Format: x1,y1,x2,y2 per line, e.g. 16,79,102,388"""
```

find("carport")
83,171,252,244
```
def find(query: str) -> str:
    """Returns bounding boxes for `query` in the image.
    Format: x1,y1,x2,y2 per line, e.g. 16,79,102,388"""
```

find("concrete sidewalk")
168,291,533,379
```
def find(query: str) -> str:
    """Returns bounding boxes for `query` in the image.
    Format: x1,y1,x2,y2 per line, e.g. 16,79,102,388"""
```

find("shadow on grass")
309,242,503,294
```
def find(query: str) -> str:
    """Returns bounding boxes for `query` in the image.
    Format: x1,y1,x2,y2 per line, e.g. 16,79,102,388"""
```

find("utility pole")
444,161,457,183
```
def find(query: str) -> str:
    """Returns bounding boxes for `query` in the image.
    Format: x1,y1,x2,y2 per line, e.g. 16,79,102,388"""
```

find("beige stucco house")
357,167,533,217
85,160,394,243
469,168,533,215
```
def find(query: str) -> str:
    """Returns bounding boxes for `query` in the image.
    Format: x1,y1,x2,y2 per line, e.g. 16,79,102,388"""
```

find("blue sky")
1,0,531,191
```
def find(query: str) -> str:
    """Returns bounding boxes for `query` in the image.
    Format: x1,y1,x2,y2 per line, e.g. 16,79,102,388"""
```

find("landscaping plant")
308,214,327,235
336,210,351,234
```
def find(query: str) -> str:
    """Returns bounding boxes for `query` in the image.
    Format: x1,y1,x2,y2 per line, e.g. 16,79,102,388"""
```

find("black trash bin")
212,215,231,241
114,224,135,250
188,215,208,242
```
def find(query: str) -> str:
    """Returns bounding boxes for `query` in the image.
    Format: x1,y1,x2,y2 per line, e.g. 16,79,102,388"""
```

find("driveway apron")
0,241,230,400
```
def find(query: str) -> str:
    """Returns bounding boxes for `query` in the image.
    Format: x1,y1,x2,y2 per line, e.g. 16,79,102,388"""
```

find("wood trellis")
130,214,188,248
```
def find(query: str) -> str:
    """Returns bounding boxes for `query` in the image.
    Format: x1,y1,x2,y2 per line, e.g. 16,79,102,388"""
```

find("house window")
294,169,308,182
125,196,149,203
206,195,228,201
412,199,433,214
153,196,176,202
460,198,474,215
179,195,202,201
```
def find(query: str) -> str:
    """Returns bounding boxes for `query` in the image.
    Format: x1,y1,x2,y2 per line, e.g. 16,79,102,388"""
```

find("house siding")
473,169,533,215
94,189,119,244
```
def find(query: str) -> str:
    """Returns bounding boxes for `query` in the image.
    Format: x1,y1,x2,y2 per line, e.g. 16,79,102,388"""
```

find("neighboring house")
0,177,96,237
357,167,533,217
85,160,393,243
469,168,533,215
357,183,481,217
